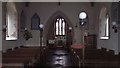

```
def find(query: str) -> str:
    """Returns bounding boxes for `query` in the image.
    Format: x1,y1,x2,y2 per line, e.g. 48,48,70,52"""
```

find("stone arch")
43,11,74,46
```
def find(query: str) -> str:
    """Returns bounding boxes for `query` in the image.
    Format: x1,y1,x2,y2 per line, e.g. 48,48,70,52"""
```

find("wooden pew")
70,47,120,67
2,47,42,68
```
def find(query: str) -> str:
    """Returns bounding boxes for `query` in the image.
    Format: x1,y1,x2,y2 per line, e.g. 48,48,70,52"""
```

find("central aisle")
45,48,73,68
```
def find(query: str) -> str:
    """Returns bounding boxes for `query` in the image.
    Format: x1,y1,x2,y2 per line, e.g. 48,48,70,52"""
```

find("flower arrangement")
23,29,32,40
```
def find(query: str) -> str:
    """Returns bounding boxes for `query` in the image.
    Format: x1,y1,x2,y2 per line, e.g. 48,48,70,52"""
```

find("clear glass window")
99,7,109,39
6,2,18,40
55,18,65,35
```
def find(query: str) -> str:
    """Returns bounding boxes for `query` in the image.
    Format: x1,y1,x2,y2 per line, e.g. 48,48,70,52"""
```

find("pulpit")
84,35,96,48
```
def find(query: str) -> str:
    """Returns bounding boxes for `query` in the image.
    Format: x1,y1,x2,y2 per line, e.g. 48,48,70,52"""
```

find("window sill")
6,36,17,41
100,36,109,40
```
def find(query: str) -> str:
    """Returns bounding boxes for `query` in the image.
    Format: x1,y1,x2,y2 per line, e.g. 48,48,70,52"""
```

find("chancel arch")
44,11,74,48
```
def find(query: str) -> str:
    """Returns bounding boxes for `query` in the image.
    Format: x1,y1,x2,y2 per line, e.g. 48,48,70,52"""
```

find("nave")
1,2,120,68
2,45,120,68
2,46,73,68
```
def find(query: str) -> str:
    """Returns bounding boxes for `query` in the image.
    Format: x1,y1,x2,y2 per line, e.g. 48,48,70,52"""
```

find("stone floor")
45,48,73,68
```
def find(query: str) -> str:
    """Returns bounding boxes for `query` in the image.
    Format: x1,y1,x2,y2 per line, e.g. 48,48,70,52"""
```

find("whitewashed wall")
118,22,120,53
0,2,2,51
24,2,95,47
0,2,2,68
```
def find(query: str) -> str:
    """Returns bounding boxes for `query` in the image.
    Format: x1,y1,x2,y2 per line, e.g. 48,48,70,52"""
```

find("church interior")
0,2,120,68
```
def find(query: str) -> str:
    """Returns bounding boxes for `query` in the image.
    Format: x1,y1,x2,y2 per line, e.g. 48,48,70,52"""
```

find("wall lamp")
39,24,44,31
79,11,87,65
2,25,7,32
68,27,72,32
112,21,118,33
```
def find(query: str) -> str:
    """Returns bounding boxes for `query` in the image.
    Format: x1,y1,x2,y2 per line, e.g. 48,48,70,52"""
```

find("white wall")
118,24,120,53
118,30,120,53
95,3,119,55
0,2,2,51
24,2,96,46
2,2,25,52
0,2,2,68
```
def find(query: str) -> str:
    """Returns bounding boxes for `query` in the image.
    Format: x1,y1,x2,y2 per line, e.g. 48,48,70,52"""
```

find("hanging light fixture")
58,0,61,6
39,24,44,46
79,11,87,67
79,11,87,26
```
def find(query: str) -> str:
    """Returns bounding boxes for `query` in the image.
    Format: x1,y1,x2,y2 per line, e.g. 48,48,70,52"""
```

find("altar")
55,36,66,48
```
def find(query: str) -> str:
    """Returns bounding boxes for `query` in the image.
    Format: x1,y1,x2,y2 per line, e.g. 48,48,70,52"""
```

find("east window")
55,18,65,36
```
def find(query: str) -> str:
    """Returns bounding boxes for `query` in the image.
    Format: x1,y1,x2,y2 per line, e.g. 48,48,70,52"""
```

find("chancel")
1,2,120,68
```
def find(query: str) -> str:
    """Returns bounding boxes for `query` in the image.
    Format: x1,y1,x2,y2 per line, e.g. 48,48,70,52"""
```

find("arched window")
55,18,65,35
99,7,109,39
31,13,40,30
6,2,18,40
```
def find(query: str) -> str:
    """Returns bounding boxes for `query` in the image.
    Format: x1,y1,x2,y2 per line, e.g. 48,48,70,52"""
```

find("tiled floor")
45,49,73,68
